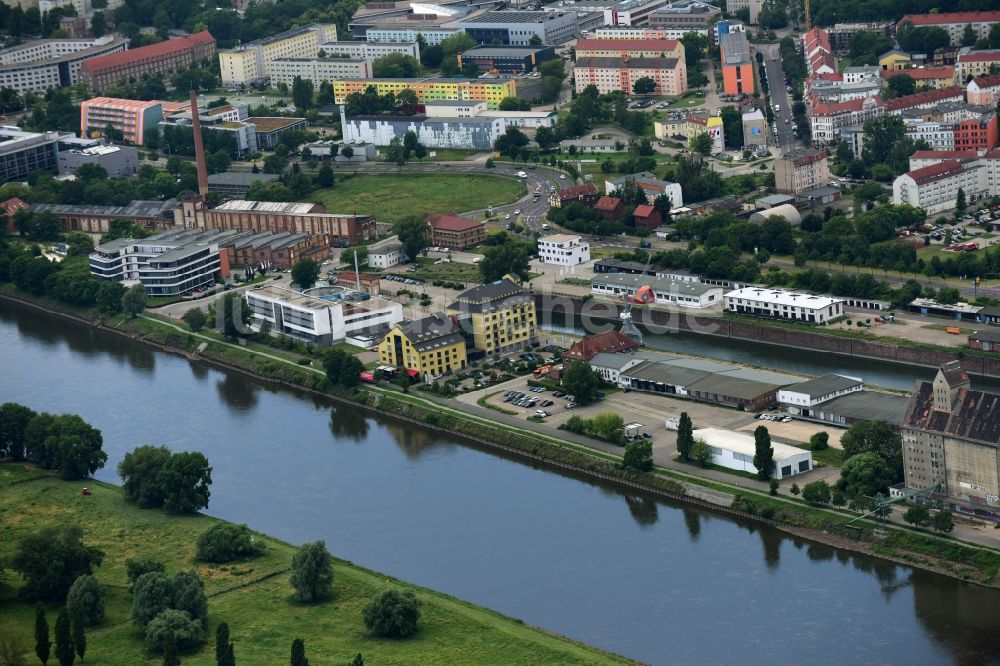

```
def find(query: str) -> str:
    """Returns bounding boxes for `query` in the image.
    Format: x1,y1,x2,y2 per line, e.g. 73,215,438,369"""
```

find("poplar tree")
753,425,774,481
163,631,180,666
55,607,74,666
676,412,694,462
290,638,309,666
35,603,50,665
216,622,235,666
71,608,86,662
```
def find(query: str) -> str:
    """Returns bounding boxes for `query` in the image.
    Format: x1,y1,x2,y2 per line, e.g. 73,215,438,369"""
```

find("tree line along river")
3,302,1000,665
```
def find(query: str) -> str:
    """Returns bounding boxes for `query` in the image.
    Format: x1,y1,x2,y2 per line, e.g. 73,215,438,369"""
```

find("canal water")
3,303,1000,666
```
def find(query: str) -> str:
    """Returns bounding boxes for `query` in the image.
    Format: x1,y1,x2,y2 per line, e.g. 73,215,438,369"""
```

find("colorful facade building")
574,37,685,60
378,312,468,376
332,78,516,109
573,56,686,96
955,48,1000,83
80,97,164,145
447,278,537,355
897,11,1000,46
719,31,754,95
218,24,338,86
79,31,216,92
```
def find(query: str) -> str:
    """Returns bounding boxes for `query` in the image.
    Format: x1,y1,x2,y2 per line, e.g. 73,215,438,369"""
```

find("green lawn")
312,174,525,224
789,443,843,469
0,463,630,666
412,260,482,283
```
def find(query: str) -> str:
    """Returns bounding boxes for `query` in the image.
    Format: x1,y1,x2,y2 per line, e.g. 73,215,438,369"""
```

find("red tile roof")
911,150,982,161
575,38,679,53
426,213,483,232
2,197,27,215
885,85,963,111
82,31,215,73
970,73,1000,89
565,330,639,362
905,160,967,185
900,11,1000,26
881,67,954,80
634,204,656,217
557,183,599,200
811,95,882,116
595,196,622,211
957,49,1000,64
803,27,831,52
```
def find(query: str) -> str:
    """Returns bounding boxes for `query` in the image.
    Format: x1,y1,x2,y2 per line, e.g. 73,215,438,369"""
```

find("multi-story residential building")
0,36,127,95
803,27,835,75
809,95,885,143
364,26,465,46
177,197,376,245
826,21,892,54
955,48,1000,83
368,235,406,269
655,112,724,151
885,87,966,115
0,126,71,182
967,73,1000,107
378,312,468,376
268,58,372,87
80,97,164,146
953,110,999,151
456,45,556,73
573,56,686,96
340,108,507,150
897,11,1000,46
56,141,139,178
882,66,956,90
600,0,674,27
332,77,516,109
723,0,761,24
318,40,419,61
223,231,330,270
901,361,1000,518
903,119,955,151
447,278,537,355
604,171,683,207
549,182,601,208
574,37,683,60
80,31,217,92
218,24,337,86
774,149,830,195
246,285,403,345
645,0,720,40
89,229,227,296
724,287,845,324
160,103,259,157
808,71,882,104
538,234,591,266
448,10,579,46
425,213,486,249
249,117,309,150
892,160,991,215
591,273,722,308
29,199,176,234
720,31,754,95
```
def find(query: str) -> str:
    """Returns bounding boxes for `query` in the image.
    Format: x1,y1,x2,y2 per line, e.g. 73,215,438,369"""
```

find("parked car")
565,402,577,409
535,410,550,418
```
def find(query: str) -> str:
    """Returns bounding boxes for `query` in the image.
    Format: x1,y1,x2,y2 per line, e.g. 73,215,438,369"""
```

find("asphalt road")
758,43,797,155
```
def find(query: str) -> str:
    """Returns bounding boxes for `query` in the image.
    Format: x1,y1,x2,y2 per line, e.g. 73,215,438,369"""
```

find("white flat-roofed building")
56,141,139,178
319,40,420,61
538,234,591,266
89,229,230,296
0,36,128,95
365,27,465,46
368,235,405,269
268,58,372,87
725,287,844,323
423,100,489,117
893,159,991,215
245,285,404,345
592,272,722,309
777,373,863,409
693,427,812,480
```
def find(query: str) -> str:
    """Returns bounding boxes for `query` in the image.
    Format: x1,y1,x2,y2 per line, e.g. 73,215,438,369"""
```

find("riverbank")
0,463,634,665
3,289,1000,589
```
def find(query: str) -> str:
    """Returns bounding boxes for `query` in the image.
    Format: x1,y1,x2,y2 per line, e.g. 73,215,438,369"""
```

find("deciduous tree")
160,452,213,514
478,242,530,283
66,575,105,626
362,589,421,638
0,402,36,461
903,505,930,528
802,480,831,505
623,439,653,472
840,420,902,481
182,308,207,333
560,361,601,405
838,452,894,498
291,259,320,289
12,526,104,602
197,523,263,563
932,510,954,533
122,284,147,318
690,438,712,468
290,541,334,603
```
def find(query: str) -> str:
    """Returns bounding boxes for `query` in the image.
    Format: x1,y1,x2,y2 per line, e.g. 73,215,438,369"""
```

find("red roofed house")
562,330,640,368
893,159,990,215
595,196,623,220
898,12,1000,46
885,86,965,113
80,31,217,92
549,182,601,208
2,197,27,235
909,150,985,170
425,213,486,249
956,48,1000,83
809,95,885,142
334,272,381,296
574,38,683,60
880,66,956,89
968,73,1000,107
632,204,661,231
803,28,835,75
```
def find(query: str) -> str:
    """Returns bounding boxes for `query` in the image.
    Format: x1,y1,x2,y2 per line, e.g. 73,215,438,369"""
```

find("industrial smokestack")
189,89,209,197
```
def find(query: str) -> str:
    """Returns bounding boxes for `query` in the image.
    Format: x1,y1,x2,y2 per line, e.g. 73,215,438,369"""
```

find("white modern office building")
89,230,227,296
592,273,723,309
777,373,863,410
367,235,406,269
448,11,579,46
245,285,403,345
693,428,813,480
365,27,465,46
724,287,845,323
538,234,591,266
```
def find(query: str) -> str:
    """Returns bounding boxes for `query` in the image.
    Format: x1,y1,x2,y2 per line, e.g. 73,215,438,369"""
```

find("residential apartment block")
826,22,893,54
809,95,885,143
802,27,835,75
968,73,1000,108
378,312,468,376
332,77,516,109
340,109,506,150
574,56,686,96
268,58,372,88
897,11,1000,45
719,31,753,95
955,48,1000,83
447,278,537,355
902,361,1000,519
0,36,127,95
80,97,164,146
774,149,830,195
604,171,683,208
364,26,464,46
724,287,845,324
538,234,591,266
218,24,337,86
318,40,419,61
575,37,683,60
892,160,991,215
80,31,217,92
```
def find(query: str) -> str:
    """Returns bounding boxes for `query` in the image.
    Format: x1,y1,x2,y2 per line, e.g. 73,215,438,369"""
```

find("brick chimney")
189,89,209,197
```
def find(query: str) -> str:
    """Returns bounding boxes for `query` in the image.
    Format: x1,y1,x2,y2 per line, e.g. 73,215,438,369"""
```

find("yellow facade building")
332,78,516,109
878,49,912,72
378,313,468,376
447,278,537,355
219,23,337,86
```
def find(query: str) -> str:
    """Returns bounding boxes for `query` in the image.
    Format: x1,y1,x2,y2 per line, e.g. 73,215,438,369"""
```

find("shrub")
801,480,831,505
809,432,829,451
363,589,421,638
769,479,779,496
126,557,166,590
196,523,263,563
690,439,712,468
66,575,105,627
144,609,205,652
132,572,173,626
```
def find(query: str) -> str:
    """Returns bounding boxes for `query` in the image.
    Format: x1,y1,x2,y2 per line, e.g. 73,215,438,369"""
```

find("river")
3,302,1000,666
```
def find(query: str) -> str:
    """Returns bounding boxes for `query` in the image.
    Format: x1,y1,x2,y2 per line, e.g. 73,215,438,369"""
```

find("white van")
665,417,679,431
541,223,550,230
517,171,528,178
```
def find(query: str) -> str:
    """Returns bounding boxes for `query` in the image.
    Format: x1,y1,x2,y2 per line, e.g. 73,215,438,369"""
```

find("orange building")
80,97,164,145
720,31,754,96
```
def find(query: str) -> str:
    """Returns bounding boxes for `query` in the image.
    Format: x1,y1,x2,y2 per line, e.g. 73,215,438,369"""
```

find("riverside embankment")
5,292,1000,664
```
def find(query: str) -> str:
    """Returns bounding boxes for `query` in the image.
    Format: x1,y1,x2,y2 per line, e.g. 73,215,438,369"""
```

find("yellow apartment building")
378,313,468,376
447,278,537,355
332,78,516,109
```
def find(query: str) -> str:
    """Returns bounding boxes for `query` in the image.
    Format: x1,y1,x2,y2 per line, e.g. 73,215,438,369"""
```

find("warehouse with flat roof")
693,428,813,480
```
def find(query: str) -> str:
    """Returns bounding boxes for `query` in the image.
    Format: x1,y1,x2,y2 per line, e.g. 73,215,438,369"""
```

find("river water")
3,303,1000,666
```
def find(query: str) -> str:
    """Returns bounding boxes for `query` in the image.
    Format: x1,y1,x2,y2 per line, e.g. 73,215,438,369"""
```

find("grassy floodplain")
311,174,525,224
0,463,631,665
